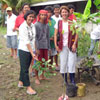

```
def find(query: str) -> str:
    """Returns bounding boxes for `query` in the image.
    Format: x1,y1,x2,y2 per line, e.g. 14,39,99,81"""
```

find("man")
13,3,30,31
6,7,17,59
88,25,100,56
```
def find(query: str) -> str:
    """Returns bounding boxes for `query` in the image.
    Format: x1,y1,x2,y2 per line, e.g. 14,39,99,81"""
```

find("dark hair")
21,3,30,10
24,10,36,20
53,5,60,10
44,6,53,13
67,4,75,10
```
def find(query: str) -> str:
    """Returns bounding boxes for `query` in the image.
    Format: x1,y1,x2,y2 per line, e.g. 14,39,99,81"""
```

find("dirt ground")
0,34,100,100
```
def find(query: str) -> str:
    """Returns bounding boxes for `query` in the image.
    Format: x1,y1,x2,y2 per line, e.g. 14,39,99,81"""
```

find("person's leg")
40,49,49,80
60,46,69,83
19,50,32,86
61,73,67,84
68,50,76,84
88,39,97,56
11,48,14,57
7,36,13,57
35,49,44,84
19,50,36,94
11,35,17,59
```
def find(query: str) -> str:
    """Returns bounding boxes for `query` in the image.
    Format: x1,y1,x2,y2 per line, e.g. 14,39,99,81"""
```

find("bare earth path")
0,34,100,100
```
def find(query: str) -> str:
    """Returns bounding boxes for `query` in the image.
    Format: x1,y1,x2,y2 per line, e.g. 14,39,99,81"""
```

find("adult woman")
18,10,37,95
54,6,78,84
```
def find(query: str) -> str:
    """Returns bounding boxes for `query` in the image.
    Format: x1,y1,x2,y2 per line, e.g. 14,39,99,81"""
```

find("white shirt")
55,21,69,46
18,21,36,52
90,25,100,39
7,13,17,36
52,15,62,23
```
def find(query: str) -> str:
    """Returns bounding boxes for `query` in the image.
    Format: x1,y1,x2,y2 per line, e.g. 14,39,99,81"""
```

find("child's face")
47,11,52,19
69,8,74,15
40,13,47,21
54,8,60,16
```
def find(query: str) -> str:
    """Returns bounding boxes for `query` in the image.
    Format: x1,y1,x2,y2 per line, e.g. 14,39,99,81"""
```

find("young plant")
32,58,56,78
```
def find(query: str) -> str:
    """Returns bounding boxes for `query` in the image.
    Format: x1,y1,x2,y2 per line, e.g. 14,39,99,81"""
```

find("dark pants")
19,50,32,87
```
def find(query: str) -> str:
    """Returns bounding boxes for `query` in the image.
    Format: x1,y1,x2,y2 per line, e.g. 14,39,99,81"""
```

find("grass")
0,26,7,35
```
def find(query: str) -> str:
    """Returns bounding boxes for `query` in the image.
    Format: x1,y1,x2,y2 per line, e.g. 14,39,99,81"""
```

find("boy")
52,5,61,70
44,6,57,70
35,10,50,84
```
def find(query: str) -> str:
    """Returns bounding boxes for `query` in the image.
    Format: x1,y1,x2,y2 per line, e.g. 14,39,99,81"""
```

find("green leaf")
94,0,100,9
83,0,92,19
38,70,43,76
42,58,45,62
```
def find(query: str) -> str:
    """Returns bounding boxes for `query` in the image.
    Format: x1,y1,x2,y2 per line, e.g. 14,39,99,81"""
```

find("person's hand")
32,53,38,61
55,46,61,53
72,44,76,52
50,37,54,40
13,28,19,32
36,50,40,55
49,49,52,55
13,28,16,32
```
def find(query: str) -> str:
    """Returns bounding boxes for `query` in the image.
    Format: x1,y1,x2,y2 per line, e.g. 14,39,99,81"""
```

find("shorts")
49,48,57,56
7,35,17,49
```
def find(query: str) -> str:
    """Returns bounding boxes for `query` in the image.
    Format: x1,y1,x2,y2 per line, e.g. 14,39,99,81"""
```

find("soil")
0,34,100,100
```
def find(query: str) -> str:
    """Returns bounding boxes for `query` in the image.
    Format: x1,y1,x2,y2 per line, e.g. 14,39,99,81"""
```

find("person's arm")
13,17,19,32
54,28,61,52
27,44,38,60
72,33,78,52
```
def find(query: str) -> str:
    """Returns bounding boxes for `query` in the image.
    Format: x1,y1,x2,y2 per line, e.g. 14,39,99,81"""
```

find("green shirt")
48,18,56,48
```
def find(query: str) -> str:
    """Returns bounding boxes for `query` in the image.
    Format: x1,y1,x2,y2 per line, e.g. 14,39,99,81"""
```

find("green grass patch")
0,26,7,35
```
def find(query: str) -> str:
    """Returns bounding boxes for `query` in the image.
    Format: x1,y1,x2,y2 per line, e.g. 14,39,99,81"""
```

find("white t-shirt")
52,15,62,23
7,14,17,36
55,21,69,46
18,21,36,52
90,25,100,39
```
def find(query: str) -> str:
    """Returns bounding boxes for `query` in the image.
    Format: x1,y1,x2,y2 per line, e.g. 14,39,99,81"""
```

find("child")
52,5,62,70
35,10,50,84
44,6,57,69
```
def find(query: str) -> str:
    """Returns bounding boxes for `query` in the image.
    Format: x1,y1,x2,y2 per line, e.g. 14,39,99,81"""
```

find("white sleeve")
19,26,30,44
54,21,58,29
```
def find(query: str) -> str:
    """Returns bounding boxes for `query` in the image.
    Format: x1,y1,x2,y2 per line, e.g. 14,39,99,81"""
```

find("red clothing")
14,14,24,29
37,10,48,24
33,18,37,24
58,20,78,51
68,14,76,21
38,49,48,67
14,13,37,29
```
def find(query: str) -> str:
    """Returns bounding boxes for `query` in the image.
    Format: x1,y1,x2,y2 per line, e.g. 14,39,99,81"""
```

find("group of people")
6,3,78,95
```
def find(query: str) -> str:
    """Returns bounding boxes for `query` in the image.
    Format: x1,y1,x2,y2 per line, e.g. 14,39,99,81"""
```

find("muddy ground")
0,34,100,100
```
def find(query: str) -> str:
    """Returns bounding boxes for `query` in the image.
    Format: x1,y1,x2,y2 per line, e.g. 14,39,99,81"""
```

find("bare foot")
27,86,37,95
10,54,13,57
35,79,40,85
39,76,49,80
13,55,17,59
18,81,23,87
